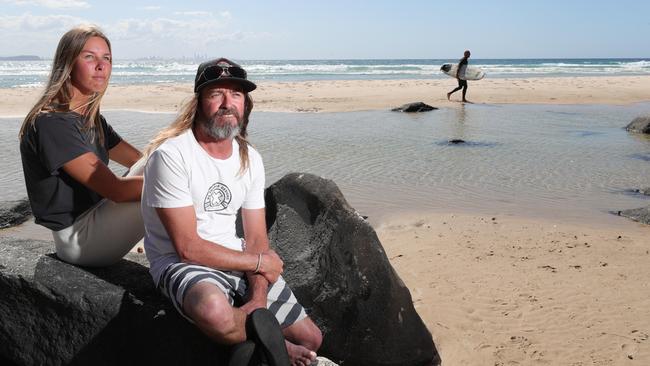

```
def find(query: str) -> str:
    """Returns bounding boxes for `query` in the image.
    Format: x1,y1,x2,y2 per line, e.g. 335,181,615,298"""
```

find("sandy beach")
378,212,650,365
1,76,650,117
2,76,650,365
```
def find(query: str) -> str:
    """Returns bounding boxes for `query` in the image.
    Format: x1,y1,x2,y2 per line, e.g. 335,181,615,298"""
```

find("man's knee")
285,317,323,351
305,322,323,351
186,289,231,324
184,283,243,342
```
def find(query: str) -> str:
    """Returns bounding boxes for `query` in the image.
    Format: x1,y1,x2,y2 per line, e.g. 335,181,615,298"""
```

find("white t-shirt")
142,129,266,285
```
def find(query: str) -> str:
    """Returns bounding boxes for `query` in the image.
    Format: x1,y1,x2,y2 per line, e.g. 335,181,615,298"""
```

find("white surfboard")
440,63,485,81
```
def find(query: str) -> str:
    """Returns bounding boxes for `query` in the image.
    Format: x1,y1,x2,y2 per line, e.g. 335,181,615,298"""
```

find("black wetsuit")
456,57,468,87
448,56,469,99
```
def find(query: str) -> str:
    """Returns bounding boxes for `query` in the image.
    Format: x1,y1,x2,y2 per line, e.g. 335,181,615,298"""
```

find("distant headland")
0,55,41,61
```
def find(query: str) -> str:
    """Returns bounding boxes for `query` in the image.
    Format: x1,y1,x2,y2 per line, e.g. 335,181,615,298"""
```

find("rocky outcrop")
625,116,650,134
265,173,440,366
1,173,439,366
391,102,438,112
0,198,31,229
0,237,228,366
618,206,650,225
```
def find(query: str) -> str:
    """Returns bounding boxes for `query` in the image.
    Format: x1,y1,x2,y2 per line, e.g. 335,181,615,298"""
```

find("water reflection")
451,104,467,141
2,103,650,226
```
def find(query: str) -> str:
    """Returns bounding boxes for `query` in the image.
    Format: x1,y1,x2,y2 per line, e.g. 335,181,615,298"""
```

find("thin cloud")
8,0,90,9
0,13,87,31
173,11,212,17
140,6,161,11
110,15,235,44
0,11,272,58
107,15,272,58
0,13,90,56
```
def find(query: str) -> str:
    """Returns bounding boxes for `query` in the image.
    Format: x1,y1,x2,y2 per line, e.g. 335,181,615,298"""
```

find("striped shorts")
159,262,307,328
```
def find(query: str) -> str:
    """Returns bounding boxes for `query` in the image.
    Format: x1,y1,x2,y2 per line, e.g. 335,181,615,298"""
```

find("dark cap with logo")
194,58,256,93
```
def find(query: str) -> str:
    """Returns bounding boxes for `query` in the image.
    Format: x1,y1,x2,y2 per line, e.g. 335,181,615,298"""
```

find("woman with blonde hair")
19,25,144,267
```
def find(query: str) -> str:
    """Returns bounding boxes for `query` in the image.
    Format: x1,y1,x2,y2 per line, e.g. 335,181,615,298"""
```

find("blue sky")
1,0,649,59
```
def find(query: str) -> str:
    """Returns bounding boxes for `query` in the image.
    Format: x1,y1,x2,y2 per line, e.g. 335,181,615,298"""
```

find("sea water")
1,58,649,88
2,103,650,227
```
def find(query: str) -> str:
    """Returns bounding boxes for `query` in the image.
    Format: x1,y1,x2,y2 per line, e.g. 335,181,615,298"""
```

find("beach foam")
2,59,650,88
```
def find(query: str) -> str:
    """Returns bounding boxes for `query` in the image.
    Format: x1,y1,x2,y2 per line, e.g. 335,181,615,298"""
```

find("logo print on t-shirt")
204,182,232,211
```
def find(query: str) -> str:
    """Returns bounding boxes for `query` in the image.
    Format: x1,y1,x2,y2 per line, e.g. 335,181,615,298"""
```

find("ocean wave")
1,58,649,87
476,60,650,75
13,82,44,88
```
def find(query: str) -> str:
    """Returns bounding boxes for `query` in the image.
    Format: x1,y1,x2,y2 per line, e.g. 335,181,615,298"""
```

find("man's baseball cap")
194,58,257,93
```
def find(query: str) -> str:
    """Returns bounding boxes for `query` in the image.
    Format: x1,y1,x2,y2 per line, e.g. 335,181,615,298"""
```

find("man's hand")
257,250,283,283
239,297,267,315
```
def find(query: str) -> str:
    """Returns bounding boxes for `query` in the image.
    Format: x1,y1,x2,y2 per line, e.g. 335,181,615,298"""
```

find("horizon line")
2,56,649,62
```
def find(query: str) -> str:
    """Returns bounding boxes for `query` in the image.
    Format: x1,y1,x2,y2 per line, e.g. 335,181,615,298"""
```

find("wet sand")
1,76,650,117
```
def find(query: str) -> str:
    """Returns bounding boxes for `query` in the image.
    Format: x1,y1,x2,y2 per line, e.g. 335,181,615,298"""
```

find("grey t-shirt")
20,112,122,231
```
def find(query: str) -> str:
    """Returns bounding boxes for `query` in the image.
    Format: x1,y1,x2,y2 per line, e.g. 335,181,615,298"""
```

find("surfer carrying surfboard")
447,50,471,103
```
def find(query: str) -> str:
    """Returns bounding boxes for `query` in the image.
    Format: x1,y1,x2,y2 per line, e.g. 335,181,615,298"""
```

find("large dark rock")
625,116,650,134
618,206,650,225
391,102,438,113
0,238,229,366
0,198,32,229
265,173,440,366
1,173,439,366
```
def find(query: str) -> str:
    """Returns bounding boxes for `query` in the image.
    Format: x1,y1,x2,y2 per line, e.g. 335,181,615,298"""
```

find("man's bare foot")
446,92,451,101
286,341,317,366
462,99,473,104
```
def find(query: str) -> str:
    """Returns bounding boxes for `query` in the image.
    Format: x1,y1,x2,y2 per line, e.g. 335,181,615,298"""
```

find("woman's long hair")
19,25,111,144
144,93,255,175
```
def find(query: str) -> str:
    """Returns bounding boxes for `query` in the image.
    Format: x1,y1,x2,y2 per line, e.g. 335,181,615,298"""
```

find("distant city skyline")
1,0,649,60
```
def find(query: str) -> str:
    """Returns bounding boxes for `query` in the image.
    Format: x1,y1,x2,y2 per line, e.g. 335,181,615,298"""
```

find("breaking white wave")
1,58,648,88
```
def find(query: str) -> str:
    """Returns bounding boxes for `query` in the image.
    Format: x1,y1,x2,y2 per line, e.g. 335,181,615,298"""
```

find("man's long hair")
19,25,111,145
144,93,254,175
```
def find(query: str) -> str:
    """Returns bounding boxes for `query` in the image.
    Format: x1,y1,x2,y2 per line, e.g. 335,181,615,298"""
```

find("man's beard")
201,108,242,140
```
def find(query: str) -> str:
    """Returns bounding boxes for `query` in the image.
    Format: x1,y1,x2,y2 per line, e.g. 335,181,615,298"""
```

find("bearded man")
141,58,322,366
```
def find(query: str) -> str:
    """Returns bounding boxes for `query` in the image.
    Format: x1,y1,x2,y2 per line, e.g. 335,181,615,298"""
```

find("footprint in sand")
621,343,637,360
631,330,648,343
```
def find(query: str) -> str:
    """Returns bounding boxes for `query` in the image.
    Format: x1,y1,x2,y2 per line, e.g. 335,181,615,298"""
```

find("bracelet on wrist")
254,253,262,273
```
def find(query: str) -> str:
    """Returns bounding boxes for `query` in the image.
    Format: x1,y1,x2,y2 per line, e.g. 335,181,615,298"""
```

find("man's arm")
456,58,467,79
239,208,273,314
155,205,283,283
